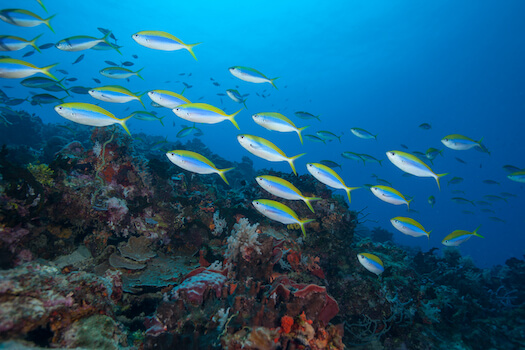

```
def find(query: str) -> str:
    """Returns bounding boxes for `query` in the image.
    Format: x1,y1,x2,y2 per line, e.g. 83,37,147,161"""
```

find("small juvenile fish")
166,150,234,185
484,194,507,202
400,144,409,149
252,199,314,237
304,134,326,143
342,151,364,164
238,134,305,175
256,175,321,213
132,31,201,60
72,54,84,64
173,103,242,129
357,253,384,275
148,89,190,108
105,60,118,66
500,192,517,198
451,197,476,206
128,111,165,126
442,226,484,246
89,85,145,107
441,134,484,151
319,160,342,169
226,89,247,108
360,153,383,166
507,171,525,183
212,82,220,86
488,217,505,223
480,208,495,214
462,210,475,215
100,67,143,80
0,58,57,79
5,98,26,106
419,123,431,130
455,157,467,164
92,78,101,84
39,43,54,50
182,82,192,89
56,32,118,52
229,66,278,89
252,112,308,144
428,195,435,207
386,150,448,190
66,77,77,82
502,164,522,173
294,111,321,121
69,86,90,95
121,61,134,67
351,127,377,140
132,54,138,59
316,130,342,143
176,124,201,137
31,93,65,105
390,217,430,238
57,69,69,75
54,102,132,135
0,34,42,52
0,9,55,32
482,179,499,185
307,163,360,203
425,148,443,161
448,177,464,185
370,185,412,210
476,200,491,206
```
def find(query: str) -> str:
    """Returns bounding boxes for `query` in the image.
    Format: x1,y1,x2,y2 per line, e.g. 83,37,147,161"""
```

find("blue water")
2,0,524,268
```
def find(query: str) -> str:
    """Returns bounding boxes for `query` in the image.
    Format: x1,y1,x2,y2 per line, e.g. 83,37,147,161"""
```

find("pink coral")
171,267,227,304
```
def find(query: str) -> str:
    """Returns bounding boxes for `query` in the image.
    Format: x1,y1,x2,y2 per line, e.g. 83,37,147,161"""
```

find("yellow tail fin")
299,218,315,238
435,173,449,191
186,42,202,61
228,108,243,130
297,125,309,144
288,153,306,176
44,14,56,33
270,77,279,90
303,196,321,213
31,34,43,53
345,186,361,204
40,63,59,80
218,167,235,185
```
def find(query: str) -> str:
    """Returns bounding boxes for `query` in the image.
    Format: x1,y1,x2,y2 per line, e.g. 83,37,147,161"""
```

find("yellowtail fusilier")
54,102,132,136
36,0,47,12
226,89,247,108
128,111,165,126
173,103,241,129
148,90,190,108
342,151,365,164
306,163,360,203
351,127,377,140
237,134,305,175
0,34,42,52
386,150,448,190
100,67,144,80
252,199,314,237
390,217,430,239
132,31,201,60
89,85,145,107
508,171,525,183
0,58,58,79
316,130,342,143
0,9,55,32
370,185,412,210
294,111,321,122
357,253,384,276
256,175,321,213
442,226,484,246
56,32,119,53
441,134,483,151
229,66,278,89
166,150,234,185
252,112,308,144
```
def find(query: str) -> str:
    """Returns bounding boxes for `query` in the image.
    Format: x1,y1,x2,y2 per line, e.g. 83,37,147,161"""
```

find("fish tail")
299,218,315,238
435,173,449,190
270,77,279,90
158,116,165,127
288,153,306,176
228,108,243,130
186,42,202,61
315,115,321,122
378,159,383,167
135,67,145,80
303,196,321,213
31,34,43,53
37,0,48,12
44,14,56,33
119,114,133,137
407,198,414,211
40,63,59,80
477,136,484,145
297,125,309,144
137,92,146,109
337,135,342,143
344,186,361,204
472,225,484,238
242,99,248,109
218,167,235,185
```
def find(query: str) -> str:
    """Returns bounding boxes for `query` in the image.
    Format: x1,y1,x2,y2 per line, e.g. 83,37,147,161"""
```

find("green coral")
27,163,54,186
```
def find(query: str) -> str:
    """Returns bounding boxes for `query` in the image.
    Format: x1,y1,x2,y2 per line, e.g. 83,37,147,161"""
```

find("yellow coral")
27,163,54,186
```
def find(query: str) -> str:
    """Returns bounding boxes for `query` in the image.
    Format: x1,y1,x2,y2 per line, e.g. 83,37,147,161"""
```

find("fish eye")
389,152,395,156
444,138,448,141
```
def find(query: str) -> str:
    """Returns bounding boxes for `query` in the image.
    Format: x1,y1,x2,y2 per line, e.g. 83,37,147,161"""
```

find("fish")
480,208,495,214
121,61,134,67
31,93,66,105
294,111,321,121
132,31,201,60
65,77,77,82
176,124,202,137
428,195,435,207
482,179,500,185
128,111,165,126
212,82,220,86
252,199,314,237
386,150,448,190
54,102,132,136
451,197,476,206
252,112,308,144
351,127,377,140
165,150,234,185
400,144,409,149
57,69,69,75
306,163,360,203
341,152,365,164
442,226,484,246
89,85,145,107
441,134,484,151
419,123,431,130
100,67,144,80
425,148,443,161
476,200,491,206
173,103,241,129
507,171,525,183
147,90,190,108
357,253,384,275
484,194,507,202
229,66,278,89
319,160,342,169
461,210,475,215
451,190,465,195
105,60,118,66
316,130,342,143
68,86,90,95
0,9,56,32
5,98,26,106
502,165,522,173
256,175,321,213
304,134,326,143
132,54,138,59
376,178,393,187
455,157,467,164
182,82,192,89
226,89,247,108
488,217,505,223
56,32,119,52
217,93,226,96
500,192,517,198
0,34,42,52
238,134,305,175
447,177,464,185
0,58,57,79
91,42,123,51
370,185,412,210
92,78,101,84
72,54,84,64
38,43,54,50
360,154,383,166
390,217,430,238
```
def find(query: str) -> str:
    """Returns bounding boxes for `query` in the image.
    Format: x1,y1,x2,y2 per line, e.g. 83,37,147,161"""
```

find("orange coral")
281,315,294,334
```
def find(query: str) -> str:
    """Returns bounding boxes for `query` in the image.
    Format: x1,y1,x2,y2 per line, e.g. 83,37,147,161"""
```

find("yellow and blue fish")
0,58,58,79
166,150,234,185
442,226,484,246
357,253,384,275
148,90,190,109
390,217,430,238
252,199,314,237
256,175,321,212
0,34,42,52
132,31,201,60
508,171,525,183
370,185,412,210
229,66,278,89
0,9,55,32
351,127,377,140
56,32,119,53
226,89,247,108
441,134,483,151
100,67,144,80
306,163,360,203
89,85,145,107
386,150,448,190
252,112,308,144
173,103,241,129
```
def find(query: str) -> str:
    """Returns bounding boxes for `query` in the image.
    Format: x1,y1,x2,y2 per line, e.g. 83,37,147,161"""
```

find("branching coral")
27,163,54,187
225,218,261,263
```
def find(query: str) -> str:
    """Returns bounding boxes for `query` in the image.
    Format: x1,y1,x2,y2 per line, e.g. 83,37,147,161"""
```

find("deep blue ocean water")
2,0,524,268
